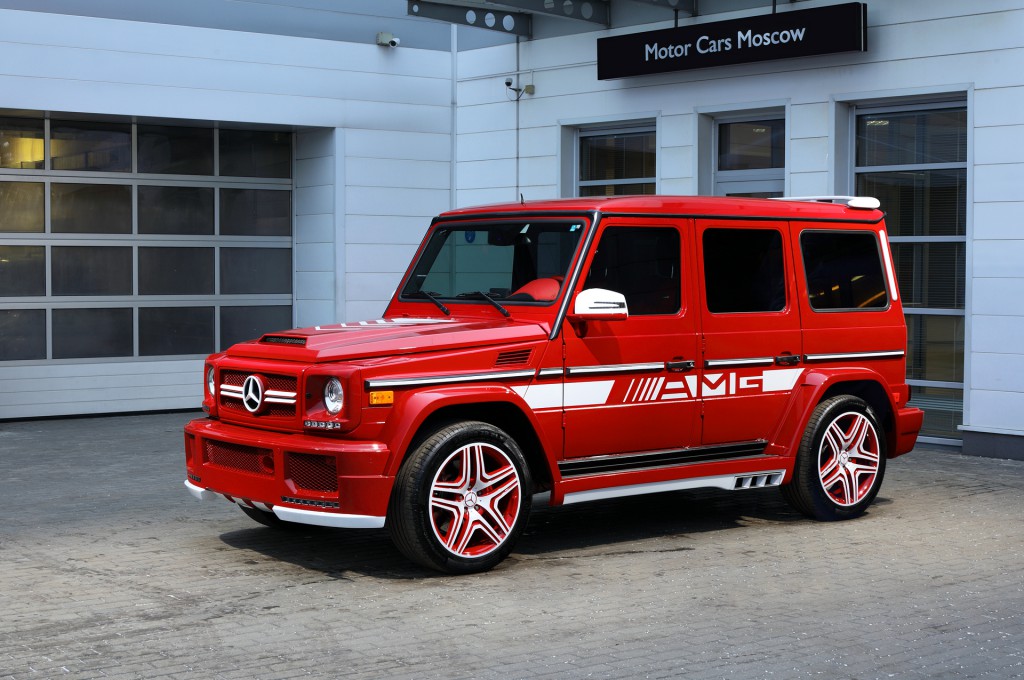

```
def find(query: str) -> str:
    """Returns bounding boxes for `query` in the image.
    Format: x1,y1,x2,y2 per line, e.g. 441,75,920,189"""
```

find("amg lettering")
736,26,807,49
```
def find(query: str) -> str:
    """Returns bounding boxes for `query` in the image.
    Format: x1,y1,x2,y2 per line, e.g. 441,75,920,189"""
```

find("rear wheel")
783,395,887,521
388,421,532,574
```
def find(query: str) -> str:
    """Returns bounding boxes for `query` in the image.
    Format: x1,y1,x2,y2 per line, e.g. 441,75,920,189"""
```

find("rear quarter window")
801,231,888,310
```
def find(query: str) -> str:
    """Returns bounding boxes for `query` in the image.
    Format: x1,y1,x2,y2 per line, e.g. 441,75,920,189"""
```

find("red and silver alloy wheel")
782,395,887,521
428,442,522,558
817,410,881,507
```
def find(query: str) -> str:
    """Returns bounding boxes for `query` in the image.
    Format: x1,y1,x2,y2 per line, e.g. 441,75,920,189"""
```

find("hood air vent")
262,335,307,346
495,349,532,367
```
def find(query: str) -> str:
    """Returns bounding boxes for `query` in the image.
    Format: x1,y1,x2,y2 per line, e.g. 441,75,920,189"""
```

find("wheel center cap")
839,451,851,467
464,491,479,508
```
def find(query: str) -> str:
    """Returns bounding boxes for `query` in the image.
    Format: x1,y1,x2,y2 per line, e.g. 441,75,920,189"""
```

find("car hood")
225,316,549,363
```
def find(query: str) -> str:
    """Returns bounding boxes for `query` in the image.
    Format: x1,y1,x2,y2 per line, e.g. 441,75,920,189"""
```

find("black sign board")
598,3,867,80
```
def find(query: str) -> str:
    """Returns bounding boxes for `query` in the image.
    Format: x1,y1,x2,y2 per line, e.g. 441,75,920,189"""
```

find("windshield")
400,220,586,304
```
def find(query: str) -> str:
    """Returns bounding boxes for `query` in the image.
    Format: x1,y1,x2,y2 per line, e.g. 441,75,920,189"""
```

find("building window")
577,126,656,196
854,103,967,440
714,117,785,197
0,113,293,362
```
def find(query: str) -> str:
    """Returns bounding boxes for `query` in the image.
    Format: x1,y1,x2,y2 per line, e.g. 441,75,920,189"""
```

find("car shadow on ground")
216,486,884,579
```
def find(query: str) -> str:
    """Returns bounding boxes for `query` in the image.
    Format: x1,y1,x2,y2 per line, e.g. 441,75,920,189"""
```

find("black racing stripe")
558,441,767,478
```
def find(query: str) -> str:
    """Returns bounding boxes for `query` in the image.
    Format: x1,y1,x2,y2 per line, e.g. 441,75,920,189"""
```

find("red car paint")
185,195,923,572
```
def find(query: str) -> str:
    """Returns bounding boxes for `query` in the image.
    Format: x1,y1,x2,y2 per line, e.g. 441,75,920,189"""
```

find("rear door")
562,219,702,458
696,220,804,446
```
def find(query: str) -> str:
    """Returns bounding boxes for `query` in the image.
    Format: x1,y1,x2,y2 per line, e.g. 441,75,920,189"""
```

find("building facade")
0,0,1021,459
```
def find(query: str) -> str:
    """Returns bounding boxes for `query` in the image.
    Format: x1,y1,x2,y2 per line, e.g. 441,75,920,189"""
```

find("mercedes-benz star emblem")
242,375,266,414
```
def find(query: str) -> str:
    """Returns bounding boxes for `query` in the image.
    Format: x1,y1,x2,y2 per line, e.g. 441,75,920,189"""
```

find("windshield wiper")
414,290,450,316
462,291,511,318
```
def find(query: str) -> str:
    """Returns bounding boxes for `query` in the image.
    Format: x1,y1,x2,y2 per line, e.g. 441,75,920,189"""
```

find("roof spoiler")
770,195,881,210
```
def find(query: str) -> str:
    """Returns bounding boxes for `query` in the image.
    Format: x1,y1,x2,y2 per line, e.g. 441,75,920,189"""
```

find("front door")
562,220,701,459
695,220,804,446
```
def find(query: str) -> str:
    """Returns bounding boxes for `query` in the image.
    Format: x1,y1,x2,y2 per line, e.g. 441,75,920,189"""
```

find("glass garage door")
0,114,293,365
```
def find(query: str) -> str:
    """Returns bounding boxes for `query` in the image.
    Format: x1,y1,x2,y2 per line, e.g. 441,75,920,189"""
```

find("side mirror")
569,288,629,322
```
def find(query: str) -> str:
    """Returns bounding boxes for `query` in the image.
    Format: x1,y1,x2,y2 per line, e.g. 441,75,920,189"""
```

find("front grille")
219,370,298,418
205,440,275,477
285,452,338,492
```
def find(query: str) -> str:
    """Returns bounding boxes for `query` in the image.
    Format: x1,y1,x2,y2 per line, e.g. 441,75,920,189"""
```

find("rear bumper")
892,406,925,457
184,417,393,525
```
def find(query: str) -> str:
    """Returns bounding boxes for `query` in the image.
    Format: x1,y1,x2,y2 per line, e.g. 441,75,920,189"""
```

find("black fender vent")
496,349,532,367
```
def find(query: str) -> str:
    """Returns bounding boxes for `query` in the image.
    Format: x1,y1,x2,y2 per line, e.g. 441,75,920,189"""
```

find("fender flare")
376,384,553,479
770,367,900,477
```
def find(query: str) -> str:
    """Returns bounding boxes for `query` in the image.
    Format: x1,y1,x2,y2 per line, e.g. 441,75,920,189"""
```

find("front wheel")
783,395,887,521
387,421,532,574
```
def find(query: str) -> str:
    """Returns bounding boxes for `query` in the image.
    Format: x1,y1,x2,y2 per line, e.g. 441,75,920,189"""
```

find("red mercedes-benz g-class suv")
184,195,923,573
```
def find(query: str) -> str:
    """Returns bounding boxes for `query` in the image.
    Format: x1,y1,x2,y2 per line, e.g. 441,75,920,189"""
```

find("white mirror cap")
573,288,629,320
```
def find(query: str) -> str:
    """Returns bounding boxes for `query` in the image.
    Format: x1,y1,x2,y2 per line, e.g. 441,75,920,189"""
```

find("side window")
703,228,785,313
801,231,888,310
585,227,680,315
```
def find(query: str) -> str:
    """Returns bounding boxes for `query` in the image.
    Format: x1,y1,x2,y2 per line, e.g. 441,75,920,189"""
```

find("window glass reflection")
220,188,291,236
219,129,292,178
0,182,44,232
220,305,292,349
139,185,214,235
0,117,44,169
0,309,46,360
52,246,132,296
51,183,132,234
53,307,133,358
221,248,292,294
0,245,45,296
138,125,214,175
51,120,131,172
140,306,214,356
139,247,214,295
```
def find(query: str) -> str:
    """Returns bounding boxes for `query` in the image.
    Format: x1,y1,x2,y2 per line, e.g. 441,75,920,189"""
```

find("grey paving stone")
1,412,1023,679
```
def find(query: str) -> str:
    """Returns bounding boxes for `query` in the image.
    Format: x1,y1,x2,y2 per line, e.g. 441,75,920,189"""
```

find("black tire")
387,421,532,574
783,395,887,521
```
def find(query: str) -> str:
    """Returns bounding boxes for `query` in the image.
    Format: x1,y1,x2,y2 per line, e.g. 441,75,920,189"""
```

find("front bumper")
184,417,393,527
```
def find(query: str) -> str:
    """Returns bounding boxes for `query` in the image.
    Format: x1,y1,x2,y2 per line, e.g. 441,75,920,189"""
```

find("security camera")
504,77,514,88
389,37,400,47
376,32,400,48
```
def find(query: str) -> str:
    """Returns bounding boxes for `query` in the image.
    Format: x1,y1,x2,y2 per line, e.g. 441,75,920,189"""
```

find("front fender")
375,384,550,477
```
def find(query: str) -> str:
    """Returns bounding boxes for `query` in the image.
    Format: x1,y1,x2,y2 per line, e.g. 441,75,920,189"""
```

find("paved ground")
0,412,1022,679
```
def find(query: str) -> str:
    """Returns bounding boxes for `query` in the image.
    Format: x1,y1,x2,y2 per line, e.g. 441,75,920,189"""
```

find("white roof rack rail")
770,195,881,210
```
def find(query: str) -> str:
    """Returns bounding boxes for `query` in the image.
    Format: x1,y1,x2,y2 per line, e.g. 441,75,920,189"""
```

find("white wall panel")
972,278,1024,316
345,216,430,245
968,390,1024,433
344,130,451,162
973,240,1024,278
345,244,419,273
346,186,449,217
973,203,1024,240
974,163,1024,204
457,131,517,162
972,315,1024,353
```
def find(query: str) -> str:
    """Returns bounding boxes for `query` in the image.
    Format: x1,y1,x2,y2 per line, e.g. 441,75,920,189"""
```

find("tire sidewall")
798,396,887,521
392,421,532,574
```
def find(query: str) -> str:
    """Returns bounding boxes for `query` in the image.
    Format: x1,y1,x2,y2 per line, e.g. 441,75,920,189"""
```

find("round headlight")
206,366,216,396
324,377,344,415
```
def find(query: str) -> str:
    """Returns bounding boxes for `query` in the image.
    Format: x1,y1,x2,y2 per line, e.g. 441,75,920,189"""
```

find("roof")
438,195,886,223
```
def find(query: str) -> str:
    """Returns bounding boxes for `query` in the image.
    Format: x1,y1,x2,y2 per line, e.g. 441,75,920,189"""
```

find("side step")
562,470,787,505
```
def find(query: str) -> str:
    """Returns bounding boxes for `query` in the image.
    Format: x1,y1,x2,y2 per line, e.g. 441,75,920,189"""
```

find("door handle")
775,354,801,366
666,359,696,372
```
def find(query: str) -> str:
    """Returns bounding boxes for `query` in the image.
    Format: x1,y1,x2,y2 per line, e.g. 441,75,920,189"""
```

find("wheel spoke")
429,441,522,558
817,410,881,507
